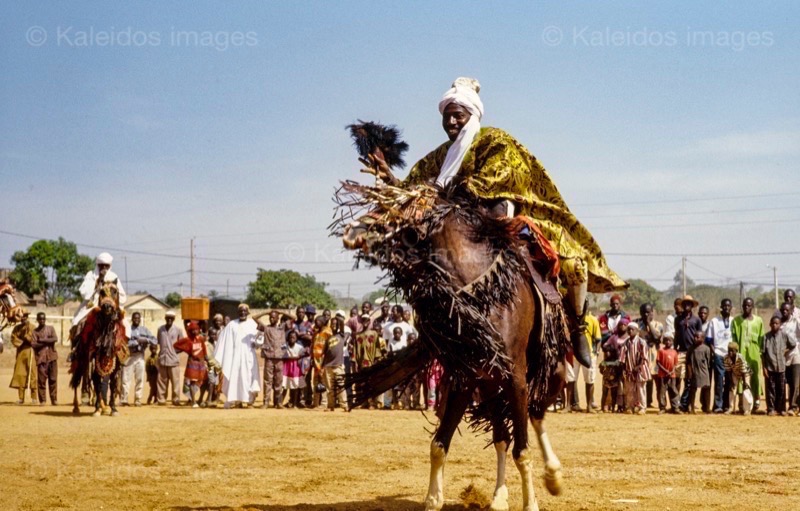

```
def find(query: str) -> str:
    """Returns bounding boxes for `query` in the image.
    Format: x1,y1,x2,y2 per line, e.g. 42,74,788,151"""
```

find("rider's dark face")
442,103,471,142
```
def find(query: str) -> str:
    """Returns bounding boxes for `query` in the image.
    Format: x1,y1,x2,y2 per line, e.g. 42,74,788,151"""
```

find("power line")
593,217,800,231
607,250,800,257
0,228,351,265
581,205,797,220
574,191,798,207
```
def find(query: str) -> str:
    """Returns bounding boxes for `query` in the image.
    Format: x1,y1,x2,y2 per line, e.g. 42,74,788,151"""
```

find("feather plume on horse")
333,122,570,511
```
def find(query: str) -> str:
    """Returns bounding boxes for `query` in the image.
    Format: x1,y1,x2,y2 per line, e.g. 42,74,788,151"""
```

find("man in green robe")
365,77,626,367
731,297,764,411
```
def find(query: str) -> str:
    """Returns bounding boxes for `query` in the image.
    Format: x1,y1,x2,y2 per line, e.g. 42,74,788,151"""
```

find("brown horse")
69,281,129,416
339,185,569,511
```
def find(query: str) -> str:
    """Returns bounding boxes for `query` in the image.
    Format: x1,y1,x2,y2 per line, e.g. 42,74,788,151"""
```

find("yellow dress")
403,127,626,293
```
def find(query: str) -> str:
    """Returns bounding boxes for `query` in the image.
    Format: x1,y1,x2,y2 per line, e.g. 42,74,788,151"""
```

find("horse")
0,280,26,333
336,183,570,511
69,281,129,416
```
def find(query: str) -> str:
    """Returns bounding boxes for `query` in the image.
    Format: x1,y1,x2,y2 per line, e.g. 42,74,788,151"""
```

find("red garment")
174,336,208,383
656,348,679,378
174,336,207,359
509,216,560,278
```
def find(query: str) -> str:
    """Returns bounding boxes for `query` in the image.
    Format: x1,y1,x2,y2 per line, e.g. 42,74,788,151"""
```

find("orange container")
181,297,210,320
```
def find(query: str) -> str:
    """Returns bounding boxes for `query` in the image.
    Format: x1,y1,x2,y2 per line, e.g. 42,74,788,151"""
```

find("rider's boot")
566,281,592,368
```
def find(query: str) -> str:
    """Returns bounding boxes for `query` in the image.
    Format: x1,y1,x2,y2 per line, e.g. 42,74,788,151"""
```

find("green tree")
246,269,335,309
621,279,662,310
10,238,93,306
362,288,401,305
669,269,696,295
164,292,182,308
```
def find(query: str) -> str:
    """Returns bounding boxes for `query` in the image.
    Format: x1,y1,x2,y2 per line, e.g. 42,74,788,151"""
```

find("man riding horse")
354,77,627,368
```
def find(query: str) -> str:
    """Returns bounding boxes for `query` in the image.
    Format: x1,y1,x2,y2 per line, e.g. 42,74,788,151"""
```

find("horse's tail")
346,341,430,408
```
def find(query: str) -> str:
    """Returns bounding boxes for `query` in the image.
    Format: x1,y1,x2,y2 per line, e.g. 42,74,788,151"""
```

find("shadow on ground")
168,495,481,511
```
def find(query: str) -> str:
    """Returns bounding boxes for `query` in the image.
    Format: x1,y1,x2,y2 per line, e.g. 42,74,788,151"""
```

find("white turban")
95,252,113,265
438,77,484,119
436,77,483,187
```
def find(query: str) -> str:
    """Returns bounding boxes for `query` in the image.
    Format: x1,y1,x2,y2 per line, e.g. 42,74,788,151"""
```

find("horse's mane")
333,183,523,383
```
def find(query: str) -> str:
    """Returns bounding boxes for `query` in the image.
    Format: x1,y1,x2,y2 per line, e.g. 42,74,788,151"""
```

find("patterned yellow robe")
403,127,626,293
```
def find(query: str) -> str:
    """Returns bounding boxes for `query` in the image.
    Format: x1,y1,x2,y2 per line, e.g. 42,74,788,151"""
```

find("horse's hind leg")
424,387,471,511
510,374,538,511
531,416,563,496
490,418,511,511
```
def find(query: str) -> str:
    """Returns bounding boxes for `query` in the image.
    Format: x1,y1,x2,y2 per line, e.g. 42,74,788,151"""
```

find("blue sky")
1,1,798,301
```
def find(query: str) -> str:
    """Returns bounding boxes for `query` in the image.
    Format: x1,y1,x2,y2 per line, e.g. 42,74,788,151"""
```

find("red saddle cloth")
508,216,561,279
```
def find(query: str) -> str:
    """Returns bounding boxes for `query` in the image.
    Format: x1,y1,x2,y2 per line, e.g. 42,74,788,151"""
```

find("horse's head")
0,281,27,330
97,281,121,317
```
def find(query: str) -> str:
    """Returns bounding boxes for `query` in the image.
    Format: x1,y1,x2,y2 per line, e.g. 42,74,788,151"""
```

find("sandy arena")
1,348,798,511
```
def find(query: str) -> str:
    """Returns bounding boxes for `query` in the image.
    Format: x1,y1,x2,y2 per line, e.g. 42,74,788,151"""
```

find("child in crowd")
723,342,751,415
199,326,221,408
601,319,629,412
687,330,712,414
282,330,308,408
173,321,208,408
145,343,160,405
620,322,650,415
762,316,796,416
389,326,407,410
656,334,680,414
427,358,443,411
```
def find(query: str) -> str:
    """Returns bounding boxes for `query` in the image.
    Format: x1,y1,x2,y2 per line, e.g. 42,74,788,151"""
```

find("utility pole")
682,256,687,297
739,281,744,306
190,237,196,297
226,279,230,297
773,266,779,310
124,256,128,291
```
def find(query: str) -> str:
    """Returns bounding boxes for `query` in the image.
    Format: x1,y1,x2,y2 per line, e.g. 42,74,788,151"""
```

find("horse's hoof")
111,410,119,417
92,410,101,417
423,496,443,511
490,485,509,511
544,461,563,496
72,407,80,416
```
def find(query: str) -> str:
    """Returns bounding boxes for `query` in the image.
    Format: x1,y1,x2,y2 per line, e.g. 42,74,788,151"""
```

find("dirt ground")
1,347,798,511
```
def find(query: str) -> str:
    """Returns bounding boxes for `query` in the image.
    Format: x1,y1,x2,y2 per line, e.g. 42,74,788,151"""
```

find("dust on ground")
0,350,798,511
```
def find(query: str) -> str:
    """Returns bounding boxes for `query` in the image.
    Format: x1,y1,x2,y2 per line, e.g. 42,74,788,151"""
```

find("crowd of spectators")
564,289,800,416
7,290,800,417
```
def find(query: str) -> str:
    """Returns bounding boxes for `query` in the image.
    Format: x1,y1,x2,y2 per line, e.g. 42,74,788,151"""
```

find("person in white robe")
71,252,127,329
214,303,263,407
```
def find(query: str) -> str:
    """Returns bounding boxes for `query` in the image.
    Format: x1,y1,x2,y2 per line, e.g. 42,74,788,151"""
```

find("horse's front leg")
72,385,80,415
109,370,119,416
531,417,562,496
490,417,511,511
425,386,472,511
92,372,103,417
510,374,538,511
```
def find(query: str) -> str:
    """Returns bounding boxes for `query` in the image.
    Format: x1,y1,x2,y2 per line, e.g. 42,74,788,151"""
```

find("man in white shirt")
381,305,416,346
71,252,127,330
706,298,733,413
664,298,682,340
214,303,263,408
779,302,800,415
